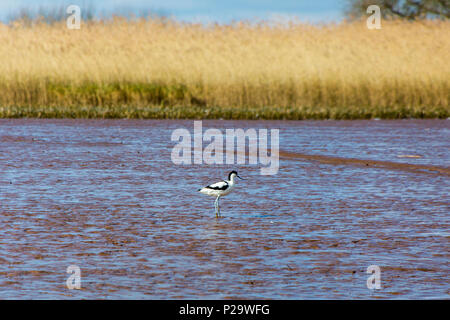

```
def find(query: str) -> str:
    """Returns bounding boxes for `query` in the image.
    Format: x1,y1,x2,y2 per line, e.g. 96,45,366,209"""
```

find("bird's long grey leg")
214,196,219,218
217,196,221,217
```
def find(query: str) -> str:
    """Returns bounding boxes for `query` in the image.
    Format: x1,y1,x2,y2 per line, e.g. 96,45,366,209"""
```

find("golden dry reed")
0,18,448,119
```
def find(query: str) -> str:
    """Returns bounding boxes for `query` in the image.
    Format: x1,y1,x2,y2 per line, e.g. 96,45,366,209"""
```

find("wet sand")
279,151,450,177
0,119,448,299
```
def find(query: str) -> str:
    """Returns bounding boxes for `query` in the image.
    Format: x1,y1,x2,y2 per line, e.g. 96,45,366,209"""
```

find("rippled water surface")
0,119,448,299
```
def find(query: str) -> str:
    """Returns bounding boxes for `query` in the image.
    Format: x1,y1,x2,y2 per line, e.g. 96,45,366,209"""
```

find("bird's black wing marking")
205,181,229,191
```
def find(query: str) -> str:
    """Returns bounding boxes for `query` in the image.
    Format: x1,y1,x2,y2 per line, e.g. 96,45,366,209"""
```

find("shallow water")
0,119,448,299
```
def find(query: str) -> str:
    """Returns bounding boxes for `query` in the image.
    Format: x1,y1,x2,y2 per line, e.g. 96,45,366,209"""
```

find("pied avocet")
198,171,244,218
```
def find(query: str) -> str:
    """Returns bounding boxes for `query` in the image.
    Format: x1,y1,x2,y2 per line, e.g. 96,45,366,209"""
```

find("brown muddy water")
0,119,448,299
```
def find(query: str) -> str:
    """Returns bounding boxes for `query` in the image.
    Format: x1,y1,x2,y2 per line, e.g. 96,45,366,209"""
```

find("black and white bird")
198,171,244,218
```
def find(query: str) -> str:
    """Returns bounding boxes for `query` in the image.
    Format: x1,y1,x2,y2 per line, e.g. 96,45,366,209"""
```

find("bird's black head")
228,171,244,180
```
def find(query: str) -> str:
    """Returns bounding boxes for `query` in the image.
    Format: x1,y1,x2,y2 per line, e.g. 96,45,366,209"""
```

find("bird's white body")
198,171,243,217
198,178,235,197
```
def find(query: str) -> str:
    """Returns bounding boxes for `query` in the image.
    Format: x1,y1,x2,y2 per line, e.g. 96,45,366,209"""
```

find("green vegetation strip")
0,82,448,119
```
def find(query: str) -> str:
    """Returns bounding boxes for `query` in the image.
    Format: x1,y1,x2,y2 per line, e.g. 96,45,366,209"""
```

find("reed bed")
0,18,448,119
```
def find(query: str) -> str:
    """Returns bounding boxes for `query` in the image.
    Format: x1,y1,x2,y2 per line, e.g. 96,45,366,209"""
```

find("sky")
0,0,345,23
